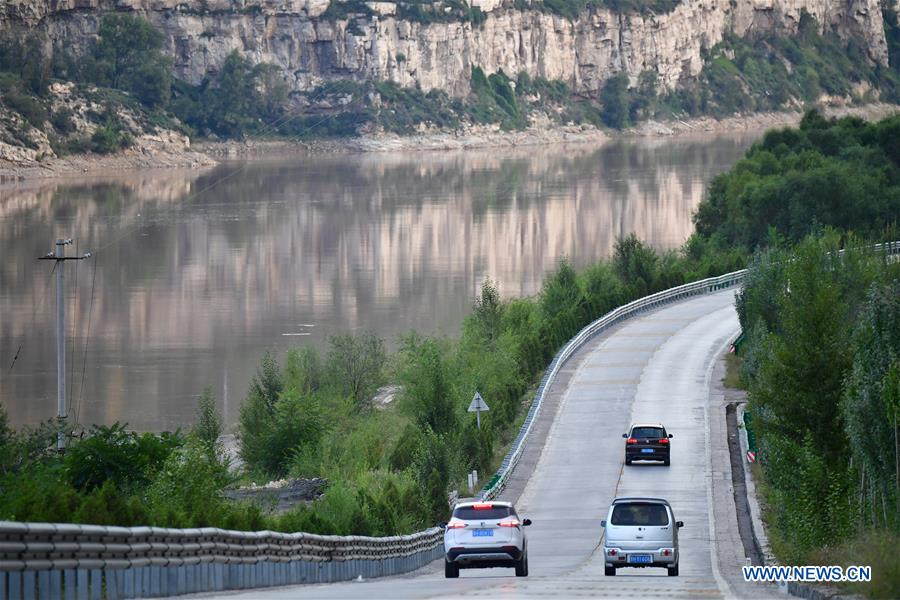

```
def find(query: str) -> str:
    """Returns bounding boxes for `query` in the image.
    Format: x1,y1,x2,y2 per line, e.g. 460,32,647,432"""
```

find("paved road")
192,289,779,599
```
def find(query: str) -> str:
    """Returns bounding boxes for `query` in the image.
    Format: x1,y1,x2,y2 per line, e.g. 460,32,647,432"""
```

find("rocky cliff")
0,0,890,97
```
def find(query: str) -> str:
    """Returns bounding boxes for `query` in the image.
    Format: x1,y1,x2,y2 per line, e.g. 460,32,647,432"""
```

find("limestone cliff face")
0,0,889,97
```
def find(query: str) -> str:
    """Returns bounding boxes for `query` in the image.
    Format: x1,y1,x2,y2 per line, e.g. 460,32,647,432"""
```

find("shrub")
51,107,77,134
326,332,387,409
146,438,250,528
399,336,457,435
63,423,184,493
192,387,223,459
90,120,132,154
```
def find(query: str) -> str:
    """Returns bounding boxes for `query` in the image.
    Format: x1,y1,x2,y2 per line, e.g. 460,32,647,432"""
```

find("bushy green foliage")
192,388,224,459
693,111,900,252
374,81,461,134
146,438,262,529
399,335,457,435
693,15,887,118
738,235,900,561
90,14,173,109
600,72,630,129
842,281,900,531
238,352,325,478
90,118,132,154
64,423,183,493
0,33,51,97
395,0,486,24
468,67,527,130
326,332,387,409
539,258,586,350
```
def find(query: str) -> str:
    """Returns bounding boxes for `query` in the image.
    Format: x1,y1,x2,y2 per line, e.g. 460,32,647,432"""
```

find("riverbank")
2,102,898,183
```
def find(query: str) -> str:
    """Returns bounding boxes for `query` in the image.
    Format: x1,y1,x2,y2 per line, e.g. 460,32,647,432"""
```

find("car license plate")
641,448,654,453
473,529,493,537
628,554,652,564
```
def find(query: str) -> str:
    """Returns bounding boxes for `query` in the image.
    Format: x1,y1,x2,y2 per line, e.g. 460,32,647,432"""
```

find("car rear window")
610,503,670,526
452,505,513,520
631,427,665,439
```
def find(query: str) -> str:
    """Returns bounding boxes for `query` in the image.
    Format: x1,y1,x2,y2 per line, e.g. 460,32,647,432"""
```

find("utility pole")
38,239,91,450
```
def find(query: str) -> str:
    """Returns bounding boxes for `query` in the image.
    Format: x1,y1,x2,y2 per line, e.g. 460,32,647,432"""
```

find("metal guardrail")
0,523,443,598
2,241,896,599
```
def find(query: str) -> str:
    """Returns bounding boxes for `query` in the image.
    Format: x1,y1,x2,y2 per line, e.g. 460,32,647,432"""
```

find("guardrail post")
8,573,21,600
22,571,36,599
75,569,88,600
149,566,157,598
37,571,50,600
89,570,101,600
106,571,120,600
49,570,62,600
156,568,166,596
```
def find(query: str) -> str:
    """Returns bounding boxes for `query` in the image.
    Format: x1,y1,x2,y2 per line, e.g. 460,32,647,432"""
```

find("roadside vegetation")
738,237,899,598
714,113,899,597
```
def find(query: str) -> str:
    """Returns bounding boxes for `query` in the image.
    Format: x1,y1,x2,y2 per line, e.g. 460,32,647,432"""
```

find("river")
0,132,760,431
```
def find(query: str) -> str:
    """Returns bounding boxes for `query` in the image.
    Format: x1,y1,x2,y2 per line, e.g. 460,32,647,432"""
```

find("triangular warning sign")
467,391,489,412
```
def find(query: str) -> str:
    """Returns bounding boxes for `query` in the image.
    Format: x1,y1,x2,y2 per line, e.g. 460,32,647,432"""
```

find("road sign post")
467,391,489,429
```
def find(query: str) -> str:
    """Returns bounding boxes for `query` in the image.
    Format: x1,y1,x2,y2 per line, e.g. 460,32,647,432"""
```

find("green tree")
399,336,457,435
600,72,630,129
613,233,658,296
93,14,172,108
254,63,289,121
209,51,259,137
468,280,504,343
326,332,387,409
539,258,585,353
284,346,323,395
192,387,223,458
842,280,900,529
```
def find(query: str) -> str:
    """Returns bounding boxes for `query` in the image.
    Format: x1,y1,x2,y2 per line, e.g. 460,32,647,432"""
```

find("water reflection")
0,133,759,431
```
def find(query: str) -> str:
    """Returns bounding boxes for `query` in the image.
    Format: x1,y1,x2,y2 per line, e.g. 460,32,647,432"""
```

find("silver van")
600,497,683,576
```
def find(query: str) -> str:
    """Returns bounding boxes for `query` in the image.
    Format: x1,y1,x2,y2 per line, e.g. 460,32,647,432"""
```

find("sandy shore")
3,103,898,183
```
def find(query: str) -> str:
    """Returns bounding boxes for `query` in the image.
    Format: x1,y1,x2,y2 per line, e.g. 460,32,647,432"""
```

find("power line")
76,255,98,427
68,240,79,417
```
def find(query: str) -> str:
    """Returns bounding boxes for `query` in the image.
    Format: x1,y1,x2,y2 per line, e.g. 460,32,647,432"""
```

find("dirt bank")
4,103,898,183
195,102,900,158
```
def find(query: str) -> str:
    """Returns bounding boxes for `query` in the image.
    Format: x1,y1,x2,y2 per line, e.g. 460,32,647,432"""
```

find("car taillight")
446,521,467,529
662,548,672,556
626,437,637,444
607,549,617,556
659,438,669,444
473,503,493,510
498,518,520,527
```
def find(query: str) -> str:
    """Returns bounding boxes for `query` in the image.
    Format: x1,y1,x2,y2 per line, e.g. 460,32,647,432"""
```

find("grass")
815,531,900,598
724,353,744,389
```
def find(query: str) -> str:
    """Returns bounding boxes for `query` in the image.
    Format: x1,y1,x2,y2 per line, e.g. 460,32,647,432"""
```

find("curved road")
195,289,779,599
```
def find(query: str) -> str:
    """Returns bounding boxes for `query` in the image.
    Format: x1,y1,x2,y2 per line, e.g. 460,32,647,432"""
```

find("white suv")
442,500,532,578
